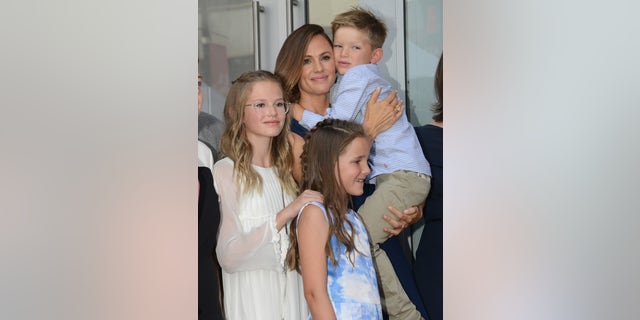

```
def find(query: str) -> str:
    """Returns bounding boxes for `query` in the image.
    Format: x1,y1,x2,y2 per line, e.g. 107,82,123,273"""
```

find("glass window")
405,0,442,125
198,0,256,119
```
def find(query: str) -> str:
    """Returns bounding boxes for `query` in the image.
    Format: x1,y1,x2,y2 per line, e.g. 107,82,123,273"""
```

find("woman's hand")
362,87,404,142
382,203,424,237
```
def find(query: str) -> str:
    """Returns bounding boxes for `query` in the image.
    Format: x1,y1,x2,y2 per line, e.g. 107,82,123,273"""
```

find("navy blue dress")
413,124,443,320
290,118,309,138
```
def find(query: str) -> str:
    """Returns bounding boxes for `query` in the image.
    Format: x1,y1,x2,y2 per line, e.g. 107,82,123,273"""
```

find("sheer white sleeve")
213,158,282,273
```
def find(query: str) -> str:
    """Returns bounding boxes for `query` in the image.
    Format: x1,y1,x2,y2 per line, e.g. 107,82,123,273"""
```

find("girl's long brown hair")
286,119,366,271
219,70,297,197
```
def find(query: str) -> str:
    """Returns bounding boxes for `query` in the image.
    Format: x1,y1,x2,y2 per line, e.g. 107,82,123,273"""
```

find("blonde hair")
286,119,367,271
219,70,297,196
331,7,387,49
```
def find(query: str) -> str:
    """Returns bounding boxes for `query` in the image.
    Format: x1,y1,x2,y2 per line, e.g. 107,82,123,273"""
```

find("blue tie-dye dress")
298,201,382,320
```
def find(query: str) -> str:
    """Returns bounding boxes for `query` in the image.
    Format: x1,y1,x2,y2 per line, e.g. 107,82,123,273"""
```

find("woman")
275,24,426,320
274,24,402,183
413,53,444,320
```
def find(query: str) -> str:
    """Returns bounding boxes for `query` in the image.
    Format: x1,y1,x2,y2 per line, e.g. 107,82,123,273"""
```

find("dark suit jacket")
198,167,224,319
413,125,443,320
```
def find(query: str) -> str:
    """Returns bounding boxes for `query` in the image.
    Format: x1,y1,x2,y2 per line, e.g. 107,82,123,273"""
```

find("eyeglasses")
244,100,290,114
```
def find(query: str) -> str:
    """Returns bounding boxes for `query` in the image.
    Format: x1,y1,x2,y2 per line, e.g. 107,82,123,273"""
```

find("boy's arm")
298,204,336,320
299,108,327,129
299,70,370,129
328,72,370,121
329,65,395,126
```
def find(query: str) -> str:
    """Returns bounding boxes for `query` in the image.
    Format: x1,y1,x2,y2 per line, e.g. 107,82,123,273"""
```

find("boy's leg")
381,236,429,318
358,171,430,320
358,171,431,245
374,245,424,320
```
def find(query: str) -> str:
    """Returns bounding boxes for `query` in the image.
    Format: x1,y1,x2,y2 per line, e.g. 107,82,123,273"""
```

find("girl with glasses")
213,70,323,320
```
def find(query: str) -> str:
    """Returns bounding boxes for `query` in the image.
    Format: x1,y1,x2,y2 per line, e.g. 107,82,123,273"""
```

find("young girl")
214,70,323,320
287,119,382,320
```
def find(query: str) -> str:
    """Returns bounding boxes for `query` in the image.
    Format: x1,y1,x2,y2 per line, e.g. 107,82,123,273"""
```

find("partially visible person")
198,74,225,162
288,8,432,318
288,119,382,319
214,70,323,320
198,140,214,170
275,23,425,320
413,53,443,320
198,74,216,170
198,167,225,320
197,74,224,319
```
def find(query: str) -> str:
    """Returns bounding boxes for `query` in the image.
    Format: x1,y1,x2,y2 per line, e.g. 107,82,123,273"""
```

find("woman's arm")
298,204,336,320
362,88,404,142
382,202,424,237
298,87,403,141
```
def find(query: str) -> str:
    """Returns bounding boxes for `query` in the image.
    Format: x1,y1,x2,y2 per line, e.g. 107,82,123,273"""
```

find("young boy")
298,7,431,320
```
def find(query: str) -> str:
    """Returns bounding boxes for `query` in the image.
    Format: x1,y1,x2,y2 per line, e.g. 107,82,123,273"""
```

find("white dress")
213,157,308,320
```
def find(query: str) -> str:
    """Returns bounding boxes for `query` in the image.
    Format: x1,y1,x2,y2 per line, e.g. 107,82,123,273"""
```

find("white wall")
256,0,307,72
360,0,407,103
305,0,407,102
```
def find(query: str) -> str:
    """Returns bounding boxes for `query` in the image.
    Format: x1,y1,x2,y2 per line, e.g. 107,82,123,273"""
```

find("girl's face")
298,35,336,98
336,137,371,196
242,80,287,142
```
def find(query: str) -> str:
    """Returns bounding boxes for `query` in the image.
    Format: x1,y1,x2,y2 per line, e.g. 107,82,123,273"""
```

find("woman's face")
298,35,336,98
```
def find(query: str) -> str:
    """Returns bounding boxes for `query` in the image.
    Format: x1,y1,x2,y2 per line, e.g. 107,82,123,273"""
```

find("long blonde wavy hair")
219,70,297,197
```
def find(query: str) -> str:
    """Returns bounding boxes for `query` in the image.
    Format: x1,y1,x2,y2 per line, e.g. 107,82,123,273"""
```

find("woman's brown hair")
274,24,333,104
